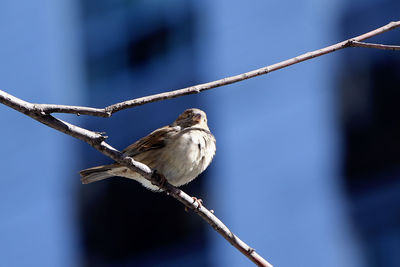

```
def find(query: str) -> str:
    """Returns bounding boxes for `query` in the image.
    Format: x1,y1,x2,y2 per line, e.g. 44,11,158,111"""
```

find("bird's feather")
122,126,180,157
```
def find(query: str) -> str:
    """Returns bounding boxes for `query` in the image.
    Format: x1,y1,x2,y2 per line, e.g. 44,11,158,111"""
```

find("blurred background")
0,0,399,266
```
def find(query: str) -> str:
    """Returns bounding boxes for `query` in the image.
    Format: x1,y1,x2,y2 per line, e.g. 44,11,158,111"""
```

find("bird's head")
173,108,209,129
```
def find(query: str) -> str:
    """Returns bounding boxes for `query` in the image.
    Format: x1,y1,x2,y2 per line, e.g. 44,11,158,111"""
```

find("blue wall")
197,1,364,266
0,1,83,266
1,1,399,266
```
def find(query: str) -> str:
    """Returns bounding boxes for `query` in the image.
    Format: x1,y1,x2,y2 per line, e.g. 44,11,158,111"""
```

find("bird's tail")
79,164,117,184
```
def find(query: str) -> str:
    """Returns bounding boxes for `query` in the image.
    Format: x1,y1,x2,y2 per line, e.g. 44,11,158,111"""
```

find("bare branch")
0,89,273,267
34,103,111,117
0,90,105,141
18,21,400,119
349,40,400,51
103,20,400,114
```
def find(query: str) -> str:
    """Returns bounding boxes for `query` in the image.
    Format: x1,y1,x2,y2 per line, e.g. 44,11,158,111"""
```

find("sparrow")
80,108,216,191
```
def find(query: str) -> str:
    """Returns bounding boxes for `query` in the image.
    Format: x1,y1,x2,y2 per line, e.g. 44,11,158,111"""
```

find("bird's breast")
160,129,216,186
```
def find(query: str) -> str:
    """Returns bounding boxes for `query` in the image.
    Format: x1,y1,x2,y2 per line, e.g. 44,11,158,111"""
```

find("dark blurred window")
78,1,209,266
338,1,400,266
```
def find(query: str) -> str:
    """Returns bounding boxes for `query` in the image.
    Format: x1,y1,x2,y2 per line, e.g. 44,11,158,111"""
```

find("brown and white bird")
79,108,216,190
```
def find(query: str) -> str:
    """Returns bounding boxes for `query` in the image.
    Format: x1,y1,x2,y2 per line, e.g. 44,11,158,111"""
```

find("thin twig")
34,103,111,117
0,89,273,267
349,40,400,51
0,90,105,141
26,21,399,117
103,21,398,113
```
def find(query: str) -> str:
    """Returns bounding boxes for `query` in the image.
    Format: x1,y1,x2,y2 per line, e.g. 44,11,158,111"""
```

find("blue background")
0,1,399,266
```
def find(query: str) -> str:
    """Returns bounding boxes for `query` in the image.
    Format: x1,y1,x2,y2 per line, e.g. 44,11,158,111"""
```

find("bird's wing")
122,125,180,157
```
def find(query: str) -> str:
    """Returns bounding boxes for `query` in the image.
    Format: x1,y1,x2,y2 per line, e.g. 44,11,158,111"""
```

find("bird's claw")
185,197,203,212
158,173,168,188
151,170,168,188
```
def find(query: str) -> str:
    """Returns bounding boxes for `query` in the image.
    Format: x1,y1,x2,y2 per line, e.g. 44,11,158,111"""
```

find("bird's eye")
192,113,202,122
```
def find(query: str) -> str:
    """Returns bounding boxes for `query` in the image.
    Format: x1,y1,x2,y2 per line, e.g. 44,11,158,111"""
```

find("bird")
79,108,216,191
